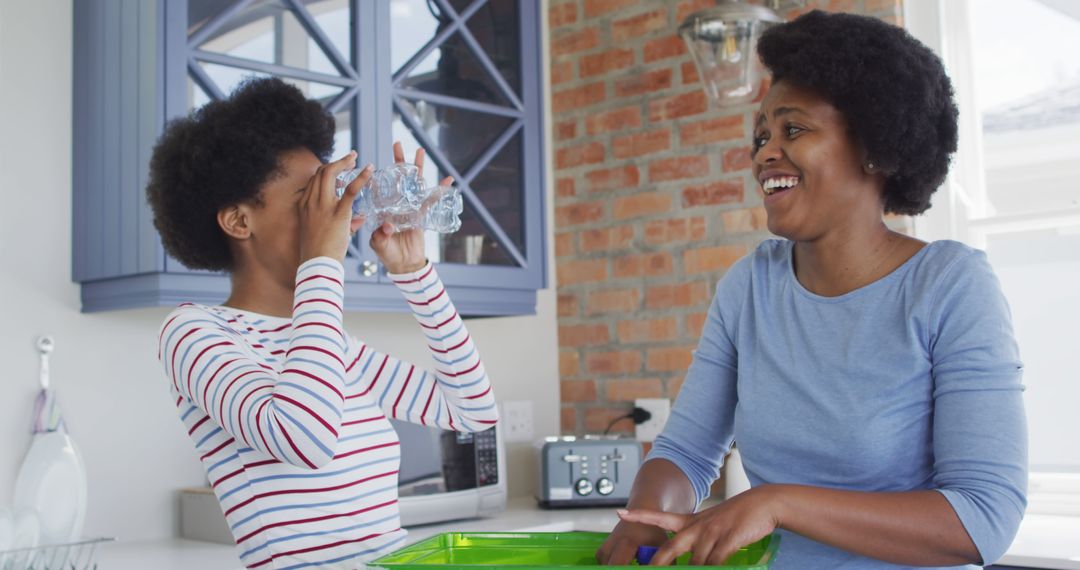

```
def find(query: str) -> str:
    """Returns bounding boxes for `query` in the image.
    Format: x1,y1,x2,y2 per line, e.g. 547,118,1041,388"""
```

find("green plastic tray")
369,531,780,569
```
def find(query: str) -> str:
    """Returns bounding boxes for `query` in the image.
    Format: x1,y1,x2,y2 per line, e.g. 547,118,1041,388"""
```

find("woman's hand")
299,150,373,263
596,519,669,565
369,142,453,274
616,486,781,566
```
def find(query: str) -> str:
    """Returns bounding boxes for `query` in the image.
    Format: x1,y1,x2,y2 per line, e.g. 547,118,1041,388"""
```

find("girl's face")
231,147,324,287
751,80,882,242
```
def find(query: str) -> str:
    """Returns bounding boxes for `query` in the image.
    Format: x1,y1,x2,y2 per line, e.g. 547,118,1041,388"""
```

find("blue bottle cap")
636,545,659,565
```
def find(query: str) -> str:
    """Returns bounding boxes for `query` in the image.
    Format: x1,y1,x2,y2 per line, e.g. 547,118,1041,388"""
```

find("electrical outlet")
502,400,533,443
634,398,670,442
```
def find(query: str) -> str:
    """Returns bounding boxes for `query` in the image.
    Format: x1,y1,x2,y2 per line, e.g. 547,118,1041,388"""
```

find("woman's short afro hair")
146,77,335,271
757,10,958,215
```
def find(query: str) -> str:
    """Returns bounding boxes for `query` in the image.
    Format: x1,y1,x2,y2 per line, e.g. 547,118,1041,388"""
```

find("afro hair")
146,77,336,271
757,10,959,215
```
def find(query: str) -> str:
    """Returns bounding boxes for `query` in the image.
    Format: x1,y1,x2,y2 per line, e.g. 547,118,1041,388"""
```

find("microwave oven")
179,419,506,543
393,418,507,526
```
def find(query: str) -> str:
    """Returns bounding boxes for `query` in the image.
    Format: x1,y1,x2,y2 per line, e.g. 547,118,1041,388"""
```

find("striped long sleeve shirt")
156,257,498,569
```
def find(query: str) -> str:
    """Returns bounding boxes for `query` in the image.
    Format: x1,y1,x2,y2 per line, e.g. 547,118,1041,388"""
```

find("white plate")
13,432,87,545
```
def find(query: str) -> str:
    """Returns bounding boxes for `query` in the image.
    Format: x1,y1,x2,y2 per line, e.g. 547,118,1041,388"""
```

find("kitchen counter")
96,498,1080,569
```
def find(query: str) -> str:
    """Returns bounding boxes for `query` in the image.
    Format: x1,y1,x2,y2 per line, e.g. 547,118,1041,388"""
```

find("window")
906,0,1080,510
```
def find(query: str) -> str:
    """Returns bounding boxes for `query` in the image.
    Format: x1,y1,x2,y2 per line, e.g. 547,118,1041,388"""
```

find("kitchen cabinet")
73,0,546,315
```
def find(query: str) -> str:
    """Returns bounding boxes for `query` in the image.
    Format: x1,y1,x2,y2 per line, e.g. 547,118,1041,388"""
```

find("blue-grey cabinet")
73,0,546,315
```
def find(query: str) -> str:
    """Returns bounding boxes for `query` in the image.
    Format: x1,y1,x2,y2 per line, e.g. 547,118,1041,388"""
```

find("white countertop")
96,498,1080,569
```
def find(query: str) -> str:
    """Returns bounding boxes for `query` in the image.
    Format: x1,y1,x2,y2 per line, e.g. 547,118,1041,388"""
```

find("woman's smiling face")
751,80,882,241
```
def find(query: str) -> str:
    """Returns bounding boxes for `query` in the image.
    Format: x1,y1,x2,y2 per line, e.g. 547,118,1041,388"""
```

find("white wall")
0,0,559,541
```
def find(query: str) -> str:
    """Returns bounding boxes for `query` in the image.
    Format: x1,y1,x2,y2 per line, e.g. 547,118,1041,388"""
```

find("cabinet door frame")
162,0,546,291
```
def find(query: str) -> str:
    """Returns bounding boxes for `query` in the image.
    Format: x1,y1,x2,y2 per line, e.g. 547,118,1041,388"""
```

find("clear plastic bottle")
336,163,463,233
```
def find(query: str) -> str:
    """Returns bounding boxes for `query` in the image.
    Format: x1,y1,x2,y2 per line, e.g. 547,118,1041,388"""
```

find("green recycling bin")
369,531,780,569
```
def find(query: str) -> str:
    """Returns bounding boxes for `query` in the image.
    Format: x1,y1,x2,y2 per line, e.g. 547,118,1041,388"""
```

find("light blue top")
648,239,1027,569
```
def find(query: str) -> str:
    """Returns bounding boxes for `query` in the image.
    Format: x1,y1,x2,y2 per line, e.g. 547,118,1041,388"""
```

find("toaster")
537,436,642,508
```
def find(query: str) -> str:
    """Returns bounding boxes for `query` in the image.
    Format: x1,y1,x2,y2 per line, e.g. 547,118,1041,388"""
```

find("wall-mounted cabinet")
73,0,546,315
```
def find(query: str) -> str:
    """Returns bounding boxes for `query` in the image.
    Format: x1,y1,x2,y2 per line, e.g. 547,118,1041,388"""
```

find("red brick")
556,177,575,198
643,217,707,245
560,350,580,377
554,200,604,227
551,28,600,57
557,259,608,286
586,288,641,315
720,207,768,233
613,252,674,278
617,318,679,343
649,155,709,183
676,0,717,23
613,130,671,159
561,407,577,434
644,36,686,63
606,378,664,401
648,91,708,122
584,406,633,434
562,380,597,402
613,192,672,220
667,376,686,399
554,231,574,257
828,0,859,13
684,244,746,275
551,59,574,85
681,60,699,84
555,120,577,142
612,10,668,42
866,0,901,11
682,179,744,208
647,345,695,372
549,1,578,28
555,141,605,169
614,68,673,98
585,106,642,136
552,82,606,114
585,165,640,193
584,0,638,19
586,350,643,375
558,293,579,317
722,146,752,172
680,115,744,146
580,48,635,79
646,281,710,309
558,323,611,347
580,226,635,253
685,312,708,337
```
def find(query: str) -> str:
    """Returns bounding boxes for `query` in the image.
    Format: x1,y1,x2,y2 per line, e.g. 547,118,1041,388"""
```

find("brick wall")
550,0,905,437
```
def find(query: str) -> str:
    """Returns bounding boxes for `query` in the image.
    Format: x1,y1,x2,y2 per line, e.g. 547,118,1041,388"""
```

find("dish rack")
0,537,114,570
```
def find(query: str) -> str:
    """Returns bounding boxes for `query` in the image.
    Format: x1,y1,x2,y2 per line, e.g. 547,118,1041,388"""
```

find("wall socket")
501,400,534,443
634,398,671,442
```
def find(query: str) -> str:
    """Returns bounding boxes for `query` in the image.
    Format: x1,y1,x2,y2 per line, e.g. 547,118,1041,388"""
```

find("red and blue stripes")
157,258,497,569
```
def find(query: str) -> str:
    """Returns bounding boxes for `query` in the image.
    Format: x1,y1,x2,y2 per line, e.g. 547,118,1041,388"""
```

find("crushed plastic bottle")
335,163,463,233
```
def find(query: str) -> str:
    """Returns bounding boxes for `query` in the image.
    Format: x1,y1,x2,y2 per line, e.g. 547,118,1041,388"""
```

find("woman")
598,11,1025,569
148,78,498,569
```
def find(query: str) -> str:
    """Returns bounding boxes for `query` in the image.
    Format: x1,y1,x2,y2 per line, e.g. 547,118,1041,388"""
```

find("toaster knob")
596,477,614,496
575,478,594,496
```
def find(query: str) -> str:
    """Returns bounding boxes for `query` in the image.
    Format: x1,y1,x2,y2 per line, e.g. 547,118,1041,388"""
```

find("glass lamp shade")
679,1,783,106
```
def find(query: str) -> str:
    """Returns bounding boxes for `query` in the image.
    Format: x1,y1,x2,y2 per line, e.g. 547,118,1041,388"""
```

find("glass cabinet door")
166,0,543,290
387,0,542,288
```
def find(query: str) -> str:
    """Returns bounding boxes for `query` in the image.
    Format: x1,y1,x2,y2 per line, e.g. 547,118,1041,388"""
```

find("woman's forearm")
772,485,981,566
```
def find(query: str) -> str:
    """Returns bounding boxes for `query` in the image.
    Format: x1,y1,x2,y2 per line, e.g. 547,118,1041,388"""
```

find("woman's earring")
865,162,876,173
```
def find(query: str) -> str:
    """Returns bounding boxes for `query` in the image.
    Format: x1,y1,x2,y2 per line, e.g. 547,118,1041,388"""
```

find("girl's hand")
595,519,669,565
299,150,373,263
369,142,453,274
616,486,781,566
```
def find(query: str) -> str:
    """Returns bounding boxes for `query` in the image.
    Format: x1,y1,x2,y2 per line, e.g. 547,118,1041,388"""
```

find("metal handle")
37,335,54,390
361,260,378,277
